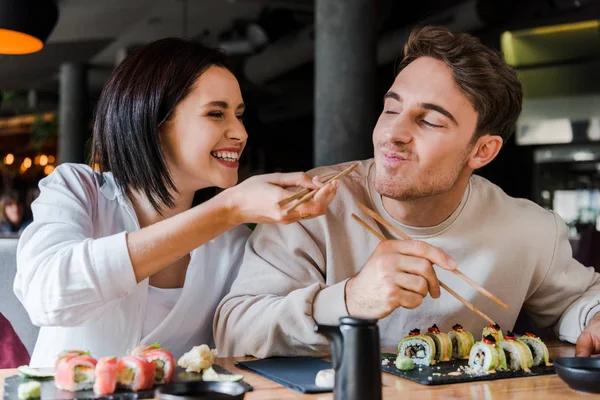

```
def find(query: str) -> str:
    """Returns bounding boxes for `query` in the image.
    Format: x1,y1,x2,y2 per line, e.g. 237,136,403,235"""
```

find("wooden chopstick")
278,162,360,208
356,202,509,310
437,282,496,326
352,213,386,241
351,213,496,326
280,162,360,216
277,187,310,208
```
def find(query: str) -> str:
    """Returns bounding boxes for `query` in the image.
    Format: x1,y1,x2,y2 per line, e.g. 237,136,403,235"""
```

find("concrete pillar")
314,0,377,167
58,63,88,164
115,44,141,67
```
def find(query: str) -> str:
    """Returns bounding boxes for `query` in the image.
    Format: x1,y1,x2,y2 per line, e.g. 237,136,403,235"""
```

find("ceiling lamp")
0,0,59,55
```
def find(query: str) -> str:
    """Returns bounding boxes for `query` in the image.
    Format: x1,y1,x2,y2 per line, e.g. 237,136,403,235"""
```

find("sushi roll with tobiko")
497,331,534,372
424,324,452,362
517,332,553,367
54,351,97,392
117,356,155,391
468,335,503,372
447,324,474,359
94,357,118,396
398,329,436,366
482,323,504,343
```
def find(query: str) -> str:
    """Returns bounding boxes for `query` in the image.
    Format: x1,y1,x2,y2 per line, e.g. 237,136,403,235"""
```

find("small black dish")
155,381,247,400
554,357,600,393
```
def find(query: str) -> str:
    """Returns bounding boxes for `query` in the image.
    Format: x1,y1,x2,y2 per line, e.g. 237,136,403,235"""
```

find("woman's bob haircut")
90,38,231,212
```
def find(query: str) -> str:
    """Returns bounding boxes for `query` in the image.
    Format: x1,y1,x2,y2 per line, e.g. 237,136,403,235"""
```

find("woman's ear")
467,134,503,170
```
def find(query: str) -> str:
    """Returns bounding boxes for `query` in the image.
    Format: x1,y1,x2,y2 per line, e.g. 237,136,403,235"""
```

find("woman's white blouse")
13,163,250,367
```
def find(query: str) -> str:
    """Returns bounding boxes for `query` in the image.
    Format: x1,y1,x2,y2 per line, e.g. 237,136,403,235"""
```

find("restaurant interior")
1,0,600,398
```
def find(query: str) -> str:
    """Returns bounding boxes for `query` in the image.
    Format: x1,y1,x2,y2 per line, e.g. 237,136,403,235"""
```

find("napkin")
236,357,333,393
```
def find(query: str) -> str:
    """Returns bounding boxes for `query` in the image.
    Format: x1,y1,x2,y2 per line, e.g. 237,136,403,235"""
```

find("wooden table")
1,341,597,399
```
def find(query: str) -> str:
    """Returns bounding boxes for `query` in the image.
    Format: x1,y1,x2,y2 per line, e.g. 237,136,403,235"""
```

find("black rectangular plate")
380,353,554,386
3,365,253,399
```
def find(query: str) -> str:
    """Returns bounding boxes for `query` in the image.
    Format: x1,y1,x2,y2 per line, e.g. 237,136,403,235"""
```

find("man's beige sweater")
214,159,600,357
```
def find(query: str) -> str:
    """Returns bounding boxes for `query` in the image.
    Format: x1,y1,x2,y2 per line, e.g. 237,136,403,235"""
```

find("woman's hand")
223,172,339,225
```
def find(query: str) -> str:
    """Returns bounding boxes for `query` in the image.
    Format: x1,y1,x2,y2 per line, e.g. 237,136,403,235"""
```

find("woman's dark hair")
90,38,231,212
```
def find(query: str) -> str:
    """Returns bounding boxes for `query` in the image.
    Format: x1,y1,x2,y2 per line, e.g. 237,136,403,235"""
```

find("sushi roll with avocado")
54,351,97,392
447,324,474,359
517,332,553,367
468,335,504,371
398,329,437,366
93,357,118,396
482,323,504,343
116,356,155,391
424,324,452,362
497,331,534,372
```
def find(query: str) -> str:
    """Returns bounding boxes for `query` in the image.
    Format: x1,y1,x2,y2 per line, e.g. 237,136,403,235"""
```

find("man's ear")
467,134,503,170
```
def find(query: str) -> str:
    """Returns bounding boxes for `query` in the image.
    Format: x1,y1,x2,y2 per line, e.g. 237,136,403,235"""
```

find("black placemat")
3,365,252,399
380,353,555,386
235,357,332,393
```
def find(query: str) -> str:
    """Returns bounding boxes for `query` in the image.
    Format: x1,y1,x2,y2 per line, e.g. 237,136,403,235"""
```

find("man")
214,26,600,357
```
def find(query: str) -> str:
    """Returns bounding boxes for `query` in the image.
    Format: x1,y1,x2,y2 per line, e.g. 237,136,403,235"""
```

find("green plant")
30,113,58,151
1,90,29,113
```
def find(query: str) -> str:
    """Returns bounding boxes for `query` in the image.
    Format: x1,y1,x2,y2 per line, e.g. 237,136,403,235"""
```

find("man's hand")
345,239,457,320
576,313,600,357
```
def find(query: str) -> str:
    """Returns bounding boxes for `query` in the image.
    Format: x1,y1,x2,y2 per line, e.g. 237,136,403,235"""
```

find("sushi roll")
517,332,553,367
130,342,175,384
482,323,504,343
57,350,90,359
447,324,474,359
143,348,176,384
117,355,155,391
468,335,502,371
94,357,118,396
495,341,508,372
497,331,534,372
131,342,161,356
398,329,436,366
424,324,452,362
54,352,97,392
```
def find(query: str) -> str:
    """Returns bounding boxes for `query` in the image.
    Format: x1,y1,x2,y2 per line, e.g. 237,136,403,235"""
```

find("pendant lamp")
0,0,59,55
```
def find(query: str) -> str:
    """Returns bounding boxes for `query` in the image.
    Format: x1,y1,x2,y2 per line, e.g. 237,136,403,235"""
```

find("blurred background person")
0,192,30,234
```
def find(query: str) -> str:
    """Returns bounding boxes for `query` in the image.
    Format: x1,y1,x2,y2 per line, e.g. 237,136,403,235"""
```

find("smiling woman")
13,37,339,367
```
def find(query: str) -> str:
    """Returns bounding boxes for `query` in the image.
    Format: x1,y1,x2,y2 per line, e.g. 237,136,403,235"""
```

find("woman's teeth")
211,151,239,161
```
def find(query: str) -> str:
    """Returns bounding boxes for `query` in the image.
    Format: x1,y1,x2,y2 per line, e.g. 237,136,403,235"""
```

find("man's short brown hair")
398,26,522,142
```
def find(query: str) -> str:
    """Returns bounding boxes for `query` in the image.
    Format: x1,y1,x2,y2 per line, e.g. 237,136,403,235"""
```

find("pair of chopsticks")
352,202,508,325
278,162,360,216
